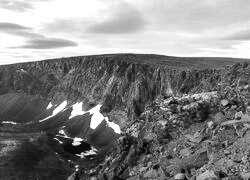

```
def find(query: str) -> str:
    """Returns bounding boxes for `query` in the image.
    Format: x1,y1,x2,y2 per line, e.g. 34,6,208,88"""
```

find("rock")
158,120,168,126
89,177,98,180
67,172,78,180
185,132,203,143
174,173,187,180
196,170,219,180
179,148,192,157
225,159,235,168
221,99,230,107
214,112,226,125
207,121,214,129
223,175,244,180
144,132,157,142
246,106,250,116
237,77,249,88
147,161,152,168
139,167,148,173
240,171,250,180
235,111,244,120
224,150,231,156
230,105,238,110
98,173,108,180
143,168,165,179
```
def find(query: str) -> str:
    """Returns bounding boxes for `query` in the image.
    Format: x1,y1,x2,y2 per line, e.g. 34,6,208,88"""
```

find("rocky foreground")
81,62,250,180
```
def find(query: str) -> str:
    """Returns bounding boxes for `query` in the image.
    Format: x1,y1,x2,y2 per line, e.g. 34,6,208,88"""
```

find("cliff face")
0,54,235,128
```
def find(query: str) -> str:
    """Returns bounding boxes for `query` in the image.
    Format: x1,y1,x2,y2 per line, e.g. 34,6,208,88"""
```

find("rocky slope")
0,54,245,128
85,62,250,180
1,54,250,179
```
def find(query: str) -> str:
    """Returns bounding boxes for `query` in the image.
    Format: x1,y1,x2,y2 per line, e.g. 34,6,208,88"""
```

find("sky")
1,0,250,65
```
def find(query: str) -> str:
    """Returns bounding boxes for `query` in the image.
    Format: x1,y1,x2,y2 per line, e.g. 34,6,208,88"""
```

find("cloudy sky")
1,0,250,64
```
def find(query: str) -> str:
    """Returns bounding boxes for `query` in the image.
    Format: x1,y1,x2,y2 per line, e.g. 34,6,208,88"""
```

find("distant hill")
2,53,250,69
18,53,250,70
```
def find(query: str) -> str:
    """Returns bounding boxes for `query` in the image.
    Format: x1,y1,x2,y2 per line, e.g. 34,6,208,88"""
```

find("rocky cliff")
0,54,241,129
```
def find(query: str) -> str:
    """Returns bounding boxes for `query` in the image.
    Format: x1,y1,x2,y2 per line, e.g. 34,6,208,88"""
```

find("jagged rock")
174,173,187,180
207,121,214,129
214,112,226,125
143,167,166,179
185,132,203,143
196,170,219,180
139,166,147,173
179,148,192,157
162,148,209,177
144,132,157,142
221,99,230,107
235,111,244,120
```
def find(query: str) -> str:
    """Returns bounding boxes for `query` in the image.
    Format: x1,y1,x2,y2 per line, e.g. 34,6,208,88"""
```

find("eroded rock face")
0,54,224,128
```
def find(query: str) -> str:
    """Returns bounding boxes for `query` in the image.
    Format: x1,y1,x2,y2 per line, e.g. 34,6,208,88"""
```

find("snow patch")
39,100,67,122
88,104,105,129
43,100,121,134
46,102,53,110
106,120,121,134
75,146,98,158
75,165,79,171
69,102,85,119
53,137,63,144
2,121,17,125
88,104,121,134
17,69,27,73
56,129,71,139
72,137,84,146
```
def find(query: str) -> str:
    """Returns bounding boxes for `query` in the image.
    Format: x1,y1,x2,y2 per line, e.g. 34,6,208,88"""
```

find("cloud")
15,38,78,49
9,37,78,49
0,0,34,12
222,29,250,40
0,22,31,30
0,22,43,38
0,0,51,12
42,18,88,34
0,22,78,49
86,3,146,34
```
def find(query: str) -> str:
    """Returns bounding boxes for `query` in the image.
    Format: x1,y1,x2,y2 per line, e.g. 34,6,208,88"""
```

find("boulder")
235,111,244,120
196,170,219,180
221,99,230,107
179,148,192,157
214,112,226,125
174,173,187,180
